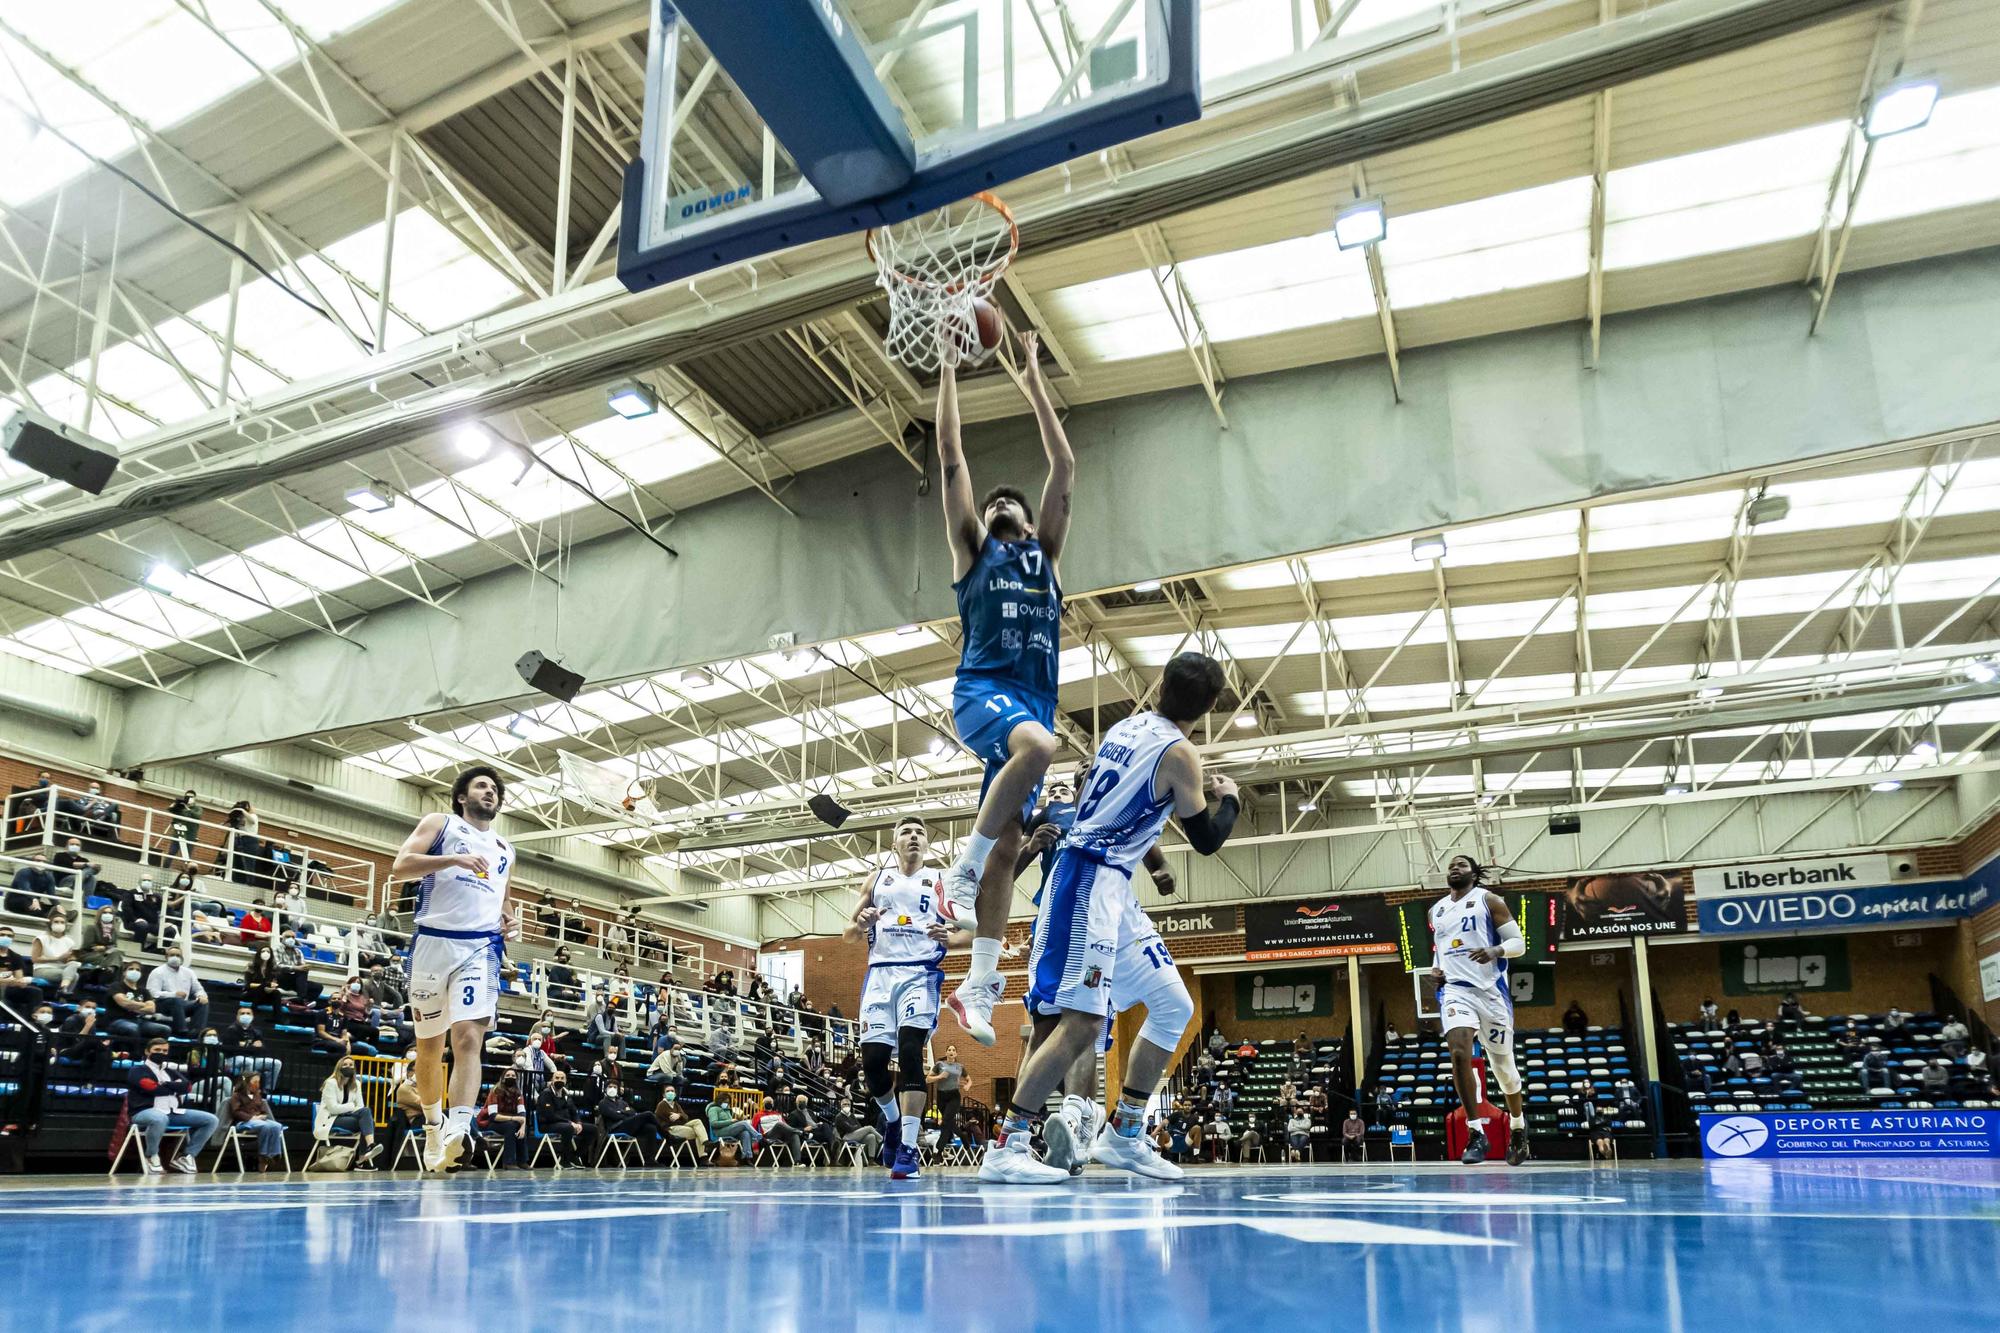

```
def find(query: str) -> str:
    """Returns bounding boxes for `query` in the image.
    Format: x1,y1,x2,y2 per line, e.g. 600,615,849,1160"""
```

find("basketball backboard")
618,0,1199,293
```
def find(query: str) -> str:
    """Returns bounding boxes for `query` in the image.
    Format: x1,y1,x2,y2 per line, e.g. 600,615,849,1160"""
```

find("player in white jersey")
390,765,516,1172
982,653,1242,1185
1427,855,1529,1166
845,815,968,1180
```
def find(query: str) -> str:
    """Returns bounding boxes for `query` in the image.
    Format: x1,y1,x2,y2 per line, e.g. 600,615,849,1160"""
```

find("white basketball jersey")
414,814,512,933
1067,711,1184,872
867,865,946,967
1429,886,1506,994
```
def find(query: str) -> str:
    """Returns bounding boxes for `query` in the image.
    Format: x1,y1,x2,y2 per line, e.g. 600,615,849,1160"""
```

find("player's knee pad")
1135,978,1195,1053
1486,1042,1521,1097
861,1041,894,1098
896,1027,929,1093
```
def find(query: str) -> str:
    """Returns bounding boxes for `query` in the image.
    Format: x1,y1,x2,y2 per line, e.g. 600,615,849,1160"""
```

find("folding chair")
836,1140,870,1169
528,1134,566,1170
391,1128,427,1171
596,1132,644,1169
800,1141,831,1168
659,1135,702,1169
755,1139,798,1170
1341,1138,1367,1163
1387,1126,1416,1163
1239,1141,1266,1163
110,1123,189,1176
302,1103,363,1172
217,1125,290,1174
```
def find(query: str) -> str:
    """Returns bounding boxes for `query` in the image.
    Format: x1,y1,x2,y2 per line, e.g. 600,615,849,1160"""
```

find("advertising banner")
1700,1110,2000,1159
1243,897,1398,961
1693,853,1893,899
1697,879,1991,934
1561,870,1688,939
1235,968,1336,1021
1719,938,1851,995
1983,953,2000,1005
1149,906,1237,939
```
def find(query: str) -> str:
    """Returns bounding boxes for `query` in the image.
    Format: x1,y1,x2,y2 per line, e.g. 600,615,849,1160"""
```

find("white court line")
14,1200,379,1215
887,1215,1509,1247
1241,1192,1623,1207
408,1206,722,1224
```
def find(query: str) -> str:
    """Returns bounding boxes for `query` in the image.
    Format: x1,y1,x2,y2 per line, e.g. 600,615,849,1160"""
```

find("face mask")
202,1035,218,1046
66,845,80,855
168,958,183,969
0,936,11,949
349,983,361,993
125,970,141,982
51,922,68,934
99,916,114,928
34,1012,52,1025
79,1007,95,1017
238,1015,252,1026
150,1051,170,1064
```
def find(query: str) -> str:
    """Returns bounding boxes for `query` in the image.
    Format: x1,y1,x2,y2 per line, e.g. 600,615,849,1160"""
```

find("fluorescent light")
1411,533,1446,562
144,563,188,596
679,668,710,687
1865,80,1939,140
1232,715,1256,730
1665,784,1689,796
1476,793,1497,807
1697,685,1723,700
1133,579,1162,593
1871,779,1903,792
1965,660,1999,684
454,423,494,459
1911,740,1939,760
1333,197,1386,250
606,379,658,419
928,736,950,757
1296,799,1317,813
896,624,922,636
726,811,749,822
346,483,394,513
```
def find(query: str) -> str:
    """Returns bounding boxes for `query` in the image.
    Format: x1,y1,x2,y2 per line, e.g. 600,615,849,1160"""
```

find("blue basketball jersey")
954,534,1061,701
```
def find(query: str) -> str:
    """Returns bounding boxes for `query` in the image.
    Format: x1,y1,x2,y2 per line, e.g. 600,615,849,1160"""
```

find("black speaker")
3,410,119,495
807,793,851,828
515,649,584,702
1548,811,1581,836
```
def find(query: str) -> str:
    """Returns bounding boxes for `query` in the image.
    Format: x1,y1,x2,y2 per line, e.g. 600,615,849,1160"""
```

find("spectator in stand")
595,1075,655,1152
52,838,100,897
107,965,172,1046
1884,1007,1908,1033
835,1097,881,1161
334,974,374,1031
1776,992,1809,1030
1383,1021,1401,1044
1281,1109,1310,1161
645,1042,683,1088
1236,1042,1256,1062
314,997,377,1058
31,910,82,997
351,914,390,970
127,1034,218,1174
547,946,581,1007
533,1067,585,1165
754,1095,802,1160
1563,1001,1589,1037
655,1086,708,1160
1684,1060,1714,1095
1699,997,1720,1026
1836,1030,1866,1064
1342,1109,1366,1160
787,1093,831,1158
1293,1030,1312,1064
1966,1044,1989,1079
75,907,127,991
223,1004,281,1089
6,851,59,916
240,947,287,1010
1921,1059,1951,1099
1278,1079,1296,1107
120,873,164,951
604,913,631,961
1,932,43,1013
146,948,210,1037
359,963,405,1027
78,782,123,843
1862,1040,1891,1088
477,1071,531,1169
1373,1083,1399,1124
273,930,322,1003
163,789,202,863
705,1094,758,1161
315,1057,383,1169
1580,1095,1613,1159
1940,1017,1970,1058
56,997,112,1079
229,1070,288,1171
187,904,231,947
1308,1086,1329,1117
237,899,272,949
1615,1078,1644,1121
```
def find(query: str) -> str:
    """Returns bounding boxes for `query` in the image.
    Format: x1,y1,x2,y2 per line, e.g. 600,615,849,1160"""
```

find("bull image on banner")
1562,869,1688,939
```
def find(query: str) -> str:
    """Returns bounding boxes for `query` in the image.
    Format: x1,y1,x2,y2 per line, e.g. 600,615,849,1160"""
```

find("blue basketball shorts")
952,676,1057,825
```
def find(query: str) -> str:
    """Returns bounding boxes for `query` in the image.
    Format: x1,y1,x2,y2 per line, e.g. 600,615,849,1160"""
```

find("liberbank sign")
1695,853,1992,934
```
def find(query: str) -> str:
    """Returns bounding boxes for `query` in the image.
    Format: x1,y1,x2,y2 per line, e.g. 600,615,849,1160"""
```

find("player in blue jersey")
982,653,1241,1184
934,332,1075,1049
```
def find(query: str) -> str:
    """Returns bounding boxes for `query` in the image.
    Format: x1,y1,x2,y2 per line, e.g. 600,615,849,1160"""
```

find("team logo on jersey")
1451,937,1463,948
454,841,489,879
896,915,913,925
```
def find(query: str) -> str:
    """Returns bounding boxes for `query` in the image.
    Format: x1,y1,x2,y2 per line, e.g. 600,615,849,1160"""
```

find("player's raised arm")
1157,743,1240,857
936,361,984,580
1020,332,1075,565
390,812,477,880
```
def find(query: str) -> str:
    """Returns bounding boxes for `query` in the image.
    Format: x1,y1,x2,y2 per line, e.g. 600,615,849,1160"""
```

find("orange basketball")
971,296,1003,351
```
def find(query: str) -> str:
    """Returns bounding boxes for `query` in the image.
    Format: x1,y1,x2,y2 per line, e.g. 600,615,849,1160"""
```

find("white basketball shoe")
1089,1124,1184,1181
977,1131,1070,1185
947,971,1004,1047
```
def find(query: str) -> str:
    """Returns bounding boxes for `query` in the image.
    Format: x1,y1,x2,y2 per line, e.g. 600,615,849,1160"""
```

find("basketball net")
557,750,660,823
866,191,1018,373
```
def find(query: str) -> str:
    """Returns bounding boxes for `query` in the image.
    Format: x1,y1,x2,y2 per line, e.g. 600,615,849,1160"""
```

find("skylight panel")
1588,489,1742,552
1852,87,2000,227
1198,0,1305,82
1603,120,1847,270
1038,272,1189,362
1381,179,1593,307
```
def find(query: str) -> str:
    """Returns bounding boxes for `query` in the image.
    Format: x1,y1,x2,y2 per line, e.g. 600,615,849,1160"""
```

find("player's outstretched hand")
455,852,490,875
1205,773,1239,803
1020,331,1042,383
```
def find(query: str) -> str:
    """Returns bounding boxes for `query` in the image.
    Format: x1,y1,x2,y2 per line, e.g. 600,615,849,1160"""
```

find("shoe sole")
945,994,996,1047
890,1168,921,1180
1043,1117,1076,1171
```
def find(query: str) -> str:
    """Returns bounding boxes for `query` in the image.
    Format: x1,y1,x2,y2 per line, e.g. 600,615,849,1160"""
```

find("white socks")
875,1095,899,1124
1510,1113,1526,1131
1062,1094,1094,1129
446,1105,475,1133
901,1114,921,1144
958,831,997,877
969,937,1001,977
423,1100,443,1127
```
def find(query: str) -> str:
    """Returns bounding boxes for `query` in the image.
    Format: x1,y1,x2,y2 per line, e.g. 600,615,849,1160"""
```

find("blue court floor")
5,1160,1996,1331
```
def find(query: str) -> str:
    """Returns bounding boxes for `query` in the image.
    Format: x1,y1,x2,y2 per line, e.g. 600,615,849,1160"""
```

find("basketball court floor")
6,1161,1994,1331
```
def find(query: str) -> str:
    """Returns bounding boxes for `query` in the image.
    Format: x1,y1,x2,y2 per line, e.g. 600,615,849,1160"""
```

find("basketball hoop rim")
865,190,1019,294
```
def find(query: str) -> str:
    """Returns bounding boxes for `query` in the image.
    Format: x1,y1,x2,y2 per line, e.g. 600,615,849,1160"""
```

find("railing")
505,899,710,981
1,779,377,910
524,954,858,1057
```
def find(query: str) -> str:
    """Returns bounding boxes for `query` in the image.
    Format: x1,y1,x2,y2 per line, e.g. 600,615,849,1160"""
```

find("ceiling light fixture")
928,736,950,757
1745,494,1790,526
605,379,659,419
896,624,923,636
1133,579,1162,593
1871,779,1903,793
726,810,749,822
679,667,711,688
1665,784,1688,796
1333,197,1387,250
1864,79,1940,140
1232,715,1257,730
454,423,494,459
1911,740,1939,760
1296,798,1317,813
1697,685,1723,700
143,562,189,596
1410,533,1446,562
1965,660,1999,685
346,482,395,513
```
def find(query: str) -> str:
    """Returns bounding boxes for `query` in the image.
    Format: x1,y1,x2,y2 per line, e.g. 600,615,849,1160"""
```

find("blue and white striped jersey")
1066,712,1185,872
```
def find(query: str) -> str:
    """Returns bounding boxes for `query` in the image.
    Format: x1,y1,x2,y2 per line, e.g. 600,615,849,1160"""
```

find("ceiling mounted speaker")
3,409,119,496
515,649,584,703
808,793,852,829
1548,812,1581,836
